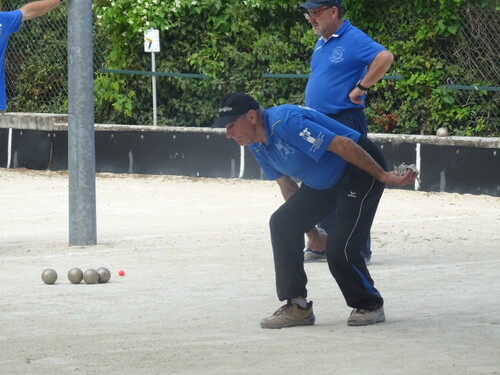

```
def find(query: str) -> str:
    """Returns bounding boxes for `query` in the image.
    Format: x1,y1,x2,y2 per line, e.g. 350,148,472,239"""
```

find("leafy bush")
4,0,498,135
5,2,68,113
93,0,314,126
348,0,499,135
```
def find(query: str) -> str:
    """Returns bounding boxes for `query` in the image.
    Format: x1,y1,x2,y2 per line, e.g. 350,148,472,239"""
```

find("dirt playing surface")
1,168,499,374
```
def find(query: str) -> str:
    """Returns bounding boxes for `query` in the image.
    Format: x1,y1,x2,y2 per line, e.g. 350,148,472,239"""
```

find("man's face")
304,6,333,37
225,114,256,146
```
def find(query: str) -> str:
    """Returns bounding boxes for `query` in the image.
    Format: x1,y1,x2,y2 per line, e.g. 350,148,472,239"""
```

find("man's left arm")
350,50,394,104
20,0,64,21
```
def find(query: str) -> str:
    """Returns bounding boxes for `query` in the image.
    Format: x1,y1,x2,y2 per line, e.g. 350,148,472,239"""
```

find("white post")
415,142,421,191
144,29,160,127
151,52,157,126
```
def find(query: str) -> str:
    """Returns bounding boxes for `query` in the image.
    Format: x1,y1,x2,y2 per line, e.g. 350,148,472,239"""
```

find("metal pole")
67,0,97,245
152,52,157,126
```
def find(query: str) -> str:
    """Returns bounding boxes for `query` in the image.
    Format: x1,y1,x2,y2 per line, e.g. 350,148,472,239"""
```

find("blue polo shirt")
248,105,361,190
0,10,23,110
305,20,386,115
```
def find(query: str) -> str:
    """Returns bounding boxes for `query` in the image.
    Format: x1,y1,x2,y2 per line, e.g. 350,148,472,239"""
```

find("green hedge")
4,0,499,135
93,0,314,126
92,0,498,135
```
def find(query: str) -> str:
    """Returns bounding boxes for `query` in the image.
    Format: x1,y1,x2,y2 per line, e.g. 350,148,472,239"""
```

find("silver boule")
67,268,83,284
83,269,99,284
96,267,111,283
436,127,449,137
41,268,58,285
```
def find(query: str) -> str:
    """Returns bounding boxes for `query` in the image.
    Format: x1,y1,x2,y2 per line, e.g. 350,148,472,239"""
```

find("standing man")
212,92,416,328
300,0,394,263
0,0,65,111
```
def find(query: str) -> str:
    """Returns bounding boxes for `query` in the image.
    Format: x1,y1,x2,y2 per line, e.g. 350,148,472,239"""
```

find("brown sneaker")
347,306,385,326
260,301,315,329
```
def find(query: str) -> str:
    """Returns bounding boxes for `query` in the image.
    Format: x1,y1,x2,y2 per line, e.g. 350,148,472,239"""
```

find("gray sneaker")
304,248,327,263
347,306,385,326
260,301,315,329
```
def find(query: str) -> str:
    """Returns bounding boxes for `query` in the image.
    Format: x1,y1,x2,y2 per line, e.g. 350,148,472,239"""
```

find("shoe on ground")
347,306,385,326
260,301,315,329
304,248,327,263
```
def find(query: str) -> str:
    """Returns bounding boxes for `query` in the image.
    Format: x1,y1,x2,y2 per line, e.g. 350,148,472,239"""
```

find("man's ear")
246,109,258,125
331,6,340,19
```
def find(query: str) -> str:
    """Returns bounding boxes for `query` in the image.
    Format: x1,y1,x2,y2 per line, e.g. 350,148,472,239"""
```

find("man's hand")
349,87,366,105
381,163,419,186
380,169,418,186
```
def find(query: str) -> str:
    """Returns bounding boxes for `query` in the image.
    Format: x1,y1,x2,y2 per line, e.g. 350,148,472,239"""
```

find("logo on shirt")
329,47,345,63
275,140,295,159
299,128,315,144
299,128,325,153
348,191,357,198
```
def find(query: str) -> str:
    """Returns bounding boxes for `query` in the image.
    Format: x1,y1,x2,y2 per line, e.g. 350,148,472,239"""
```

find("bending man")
212,92,416,328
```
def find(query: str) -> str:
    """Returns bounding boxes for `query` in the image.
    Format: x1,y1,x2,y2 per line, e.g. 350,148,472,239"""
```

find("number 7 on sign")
144,29,160,53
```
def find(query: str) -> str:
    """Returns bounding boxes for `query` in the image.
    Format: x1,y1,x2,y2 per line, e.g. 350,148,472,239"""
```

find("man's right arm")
328,135,417,186
349,50,394,105
20,0,63,21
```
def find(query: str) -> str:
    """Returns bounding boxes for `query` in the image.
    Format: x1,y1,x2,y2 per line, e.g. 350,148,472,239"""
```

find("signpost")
144,29,160,126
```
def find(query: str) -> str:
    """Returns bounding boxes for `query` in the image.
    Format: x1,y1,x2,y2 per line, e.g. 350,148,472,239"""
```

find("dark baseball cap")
300,0,342,9
212,92,260,128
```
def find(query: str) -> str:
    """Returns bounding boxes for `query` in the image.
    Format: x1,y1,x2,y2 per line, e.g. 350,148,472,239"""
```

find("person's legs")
303,211,334,262
330,109,372,261
324,136,387,325
310,212,371,263
261,184,336,329
269,184,335,301
325,165,384,310
303,109,372,263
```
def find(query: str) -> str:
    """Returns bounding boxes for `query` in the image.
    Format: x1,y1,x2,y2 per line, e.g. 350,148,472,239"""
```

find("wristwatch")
356,80,369,91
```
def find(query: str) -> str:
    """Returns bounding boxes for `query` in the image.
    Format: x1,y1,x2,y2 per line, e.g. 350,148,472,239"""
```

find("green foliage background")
5,1,68,113
92,0,314,127
4,0,500,135
347,0,499,136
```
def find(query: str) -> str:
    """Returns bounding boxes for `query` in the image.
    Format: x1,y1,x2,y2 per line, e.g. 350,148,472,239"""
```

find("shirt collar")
320,19,351,42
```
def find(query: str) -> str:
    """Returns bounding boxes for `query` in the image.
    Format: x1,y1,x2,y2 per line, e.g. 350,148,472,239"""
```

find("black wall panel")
11,129,51,170
0,128,8,167
49,131,68,171
243,147,264,180
421,145,500,195
95,131,241,177
2,127,499,196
